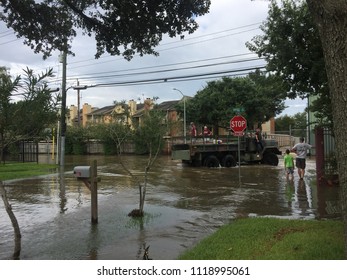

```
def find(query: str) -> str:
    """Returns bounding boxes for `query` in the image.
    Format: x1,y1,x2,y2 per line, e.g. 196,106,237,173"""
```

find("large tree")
0,0,211,59
250,0,347,259
186,71,287,132
246,0,332,127
305,0,347,258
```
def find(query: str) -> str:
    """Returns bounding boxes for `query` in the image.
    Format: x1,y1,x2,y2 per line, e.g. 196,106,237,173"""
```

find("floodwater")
0,155,340,260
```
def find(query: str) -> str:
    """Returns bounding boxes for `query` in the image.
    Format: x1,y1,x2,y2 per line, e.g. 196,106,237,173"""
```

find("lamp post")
173,88,186,143
59,84,88,167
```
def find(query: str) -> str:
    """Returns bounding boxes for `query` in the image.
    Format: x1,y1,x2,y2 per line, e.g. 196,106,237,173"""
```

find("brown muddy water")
0,155,340,260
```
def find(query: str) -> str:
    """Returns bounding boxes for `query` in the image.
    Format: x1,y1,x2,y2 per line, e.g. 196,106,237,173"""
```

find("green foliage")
133,110,166,155
11,68,59,137
65,126,89,155
0,68,20,161
187,71,287,130
179,217,344,260
0,0,211,59
0,67,59,161
90,123,133,155
275,112,307,134
246,0,332,126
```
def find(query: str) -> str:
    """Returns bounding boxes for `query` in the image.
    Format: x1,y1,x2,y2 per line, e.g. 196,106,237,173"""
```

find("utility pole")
59,46,67,167
77,79,81,126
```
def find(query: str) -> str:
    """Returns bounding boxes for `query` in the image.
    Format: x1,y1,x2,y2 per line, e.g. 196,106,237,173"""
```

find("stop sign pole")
230,115,247,186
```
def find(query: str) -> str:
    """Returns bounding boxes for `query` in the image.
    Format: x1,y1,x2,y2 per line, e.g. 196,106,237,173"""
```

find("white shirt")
292,142,312,159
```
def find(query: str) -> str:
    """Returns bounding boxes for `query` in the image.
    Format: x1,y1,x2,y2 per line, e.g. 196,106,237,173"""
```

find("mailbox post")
73,160,99,224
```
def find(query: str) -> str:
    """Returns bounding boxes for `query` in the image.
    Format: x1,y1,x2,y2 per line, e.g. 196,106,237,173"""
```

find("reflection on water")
0,155,340,260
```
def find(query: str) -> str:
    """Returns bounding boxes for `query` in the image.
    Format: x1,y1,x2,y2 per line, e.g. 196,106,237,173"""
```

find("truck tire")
222,154,237,167
262,152,279,166
204,155,220,168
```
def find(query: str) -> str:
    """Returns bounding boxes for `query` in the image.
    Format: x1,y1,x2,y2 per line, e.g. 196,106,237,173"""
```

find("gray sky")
0,0,305,116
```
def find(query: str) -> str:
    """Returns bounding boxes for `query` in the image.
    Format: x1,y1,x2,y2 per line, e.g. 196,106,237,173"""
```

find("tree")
275,115,295,133
11,68,59,137
0,181,21,259
0,0,211,59
130,110,167,216
0,67,20,162
275,112,307,136
0,67,59,162
91,108,167,217
186,71,287,132
305,0,347,258
246,0,332,127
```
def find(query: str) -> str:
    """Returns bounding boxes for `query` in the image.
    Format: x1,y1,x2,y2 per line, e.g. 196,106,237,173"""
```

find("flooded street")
0,155,340,260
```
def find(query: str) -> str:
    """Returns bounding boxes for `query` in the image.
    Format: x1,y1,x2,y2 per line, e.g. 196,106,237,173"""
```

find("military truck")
171,136,282,167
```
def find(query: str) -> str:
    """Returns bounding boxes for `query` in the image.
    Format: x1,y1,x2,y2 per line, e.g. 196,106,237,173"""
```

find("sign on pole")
230,115,247,186
230,115,247,136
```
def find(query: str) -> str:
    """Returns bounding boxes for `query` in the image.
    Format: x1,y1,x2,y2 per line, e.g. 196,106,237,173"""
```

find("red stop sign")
230,115,247,133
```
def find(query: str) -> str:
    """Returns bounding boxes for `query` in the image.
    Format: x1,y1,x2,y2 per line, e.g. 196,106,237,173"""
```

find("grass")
0,162,58,181
179,217,344,260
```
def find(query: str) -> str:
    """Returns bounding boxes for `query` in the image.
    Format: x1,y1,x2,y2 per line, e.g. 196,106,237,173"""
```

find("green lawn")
179,217,344,260
0,162,58,181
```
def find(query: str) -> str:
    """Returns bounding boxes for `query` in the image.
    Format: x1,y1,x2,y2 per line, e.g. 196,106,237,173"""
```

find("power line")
66,25,261,70
65,56,263,82
1,22,263,80
0,31,14,38
84,64,266,88
0,38,20,46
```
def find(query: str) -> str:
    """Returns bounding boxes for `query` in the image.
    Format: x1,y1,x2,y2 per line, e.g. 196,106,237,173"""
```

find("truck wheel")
222,154,237,167
204,155,220,168
262,152,279,166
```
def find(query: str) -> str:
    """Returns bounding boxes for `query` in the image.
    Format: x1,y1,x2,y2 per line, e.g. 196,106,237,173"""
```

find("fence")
265,133,297,149
4,140,39,163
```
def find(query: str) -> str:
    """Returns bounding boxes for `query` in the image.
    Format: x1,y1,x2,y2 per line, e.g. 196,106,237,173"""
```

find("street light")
59,85,88,166
173,88,186,143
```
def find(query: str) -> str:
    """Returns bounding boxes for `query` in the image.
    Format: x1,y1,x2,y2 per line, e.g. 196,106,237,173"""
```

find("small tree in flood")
129,110,167,217
102,107,167,218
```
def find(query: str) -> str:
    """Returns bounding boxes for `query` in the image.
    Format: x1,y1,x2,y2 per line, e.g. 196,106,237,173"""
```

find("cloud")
0,0,304,116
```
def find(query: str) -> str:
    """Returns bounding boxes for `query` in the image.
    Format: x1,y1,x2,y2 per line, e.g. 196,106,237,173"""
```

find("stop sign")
230,115,247,133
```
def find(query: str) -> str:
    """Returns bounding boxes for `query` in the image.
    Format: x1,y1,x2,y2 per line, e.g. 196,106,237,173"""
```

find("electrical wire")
63,64,266,88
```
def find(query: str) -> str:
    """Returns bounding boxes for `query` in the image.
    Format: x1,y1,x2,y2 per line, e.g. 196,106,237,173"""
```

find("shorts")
286,167,294,174
295,158,306,169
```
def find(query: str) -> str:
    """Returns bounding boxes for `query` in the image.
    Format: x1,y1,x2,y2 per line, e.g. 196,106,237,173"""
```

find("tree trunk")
140,167,149,213
306,0,347,259
0,182,21,259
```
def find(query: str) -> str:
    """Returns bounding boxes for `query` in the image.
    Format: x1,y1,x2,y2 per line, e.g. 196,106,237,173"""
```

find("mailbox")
73,166,90,178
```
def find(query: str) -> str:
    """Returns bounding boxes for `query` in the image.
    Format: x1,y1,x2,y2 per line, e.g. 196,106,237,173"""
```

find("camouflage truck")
171,136,282,167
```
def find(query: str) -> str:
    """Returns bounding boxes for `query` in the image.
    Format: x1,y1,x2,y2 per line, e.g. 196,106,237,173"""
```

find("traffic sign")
232,131,245,137
232,107,245,113
230,115,247,133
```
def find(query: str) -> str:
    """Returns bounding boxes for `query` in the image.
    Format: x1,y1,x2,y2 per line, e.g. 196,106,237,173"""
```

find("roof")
155,100,180,111
87,105,114,116
85,99,181,118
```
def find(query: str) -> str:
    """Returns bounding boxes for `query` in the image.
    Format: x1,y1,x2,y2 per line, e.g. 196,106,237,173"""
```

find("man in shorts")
291,137,312,180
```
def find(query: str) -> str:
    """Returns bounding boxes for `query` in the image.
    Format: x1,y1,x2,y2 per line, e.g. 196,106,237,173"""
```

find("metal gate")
19,141,39,163
315,127,336,180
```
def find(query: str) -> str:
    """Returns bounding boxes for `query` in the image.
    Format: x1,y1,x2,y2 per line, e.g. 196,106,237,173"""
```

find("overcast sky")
0,0,305,116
